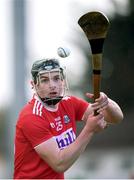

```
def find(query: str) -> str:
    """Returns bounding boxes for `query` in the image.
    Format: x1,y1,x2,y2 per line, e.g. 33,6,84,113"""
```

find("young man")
13,58,123,179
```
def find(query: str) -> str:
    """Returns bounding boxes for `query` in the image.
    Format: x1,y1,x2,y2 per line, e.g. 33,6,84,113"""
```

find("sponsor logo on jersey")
55,128,76,149
63,115,70,124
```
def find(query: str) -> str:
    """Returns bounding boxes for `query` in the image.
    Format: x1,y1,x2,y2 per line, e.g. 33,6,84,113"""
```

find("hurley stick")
78,11,110,115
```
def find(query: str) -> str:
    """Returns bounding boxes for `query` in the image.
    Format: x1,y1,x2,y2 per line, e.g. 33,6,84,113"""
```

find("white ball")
57,47,70,58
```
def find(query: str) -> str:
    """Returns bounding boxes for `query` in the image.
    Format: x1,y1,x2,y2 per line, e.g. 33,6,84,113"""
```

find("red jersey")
14,95,89,179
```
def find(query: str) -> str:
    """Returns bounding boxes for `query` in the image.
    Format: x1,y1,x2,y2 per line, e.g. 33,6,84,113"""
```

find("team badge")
63,115,70,124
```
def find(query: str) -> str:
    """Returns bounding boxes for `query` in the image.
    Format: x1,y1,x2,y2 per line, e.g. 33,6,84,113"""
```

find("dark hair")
31,58,64,84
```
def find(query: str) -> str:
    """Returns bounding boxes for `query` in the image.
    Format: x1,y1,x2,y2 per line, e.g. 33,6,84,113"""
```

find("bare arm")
102,98,123,123
35,113,105,173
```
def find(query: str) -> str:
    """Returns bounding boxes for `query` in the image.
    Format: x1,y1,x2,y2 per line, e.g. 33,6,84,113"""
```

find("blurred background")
0,0,134,178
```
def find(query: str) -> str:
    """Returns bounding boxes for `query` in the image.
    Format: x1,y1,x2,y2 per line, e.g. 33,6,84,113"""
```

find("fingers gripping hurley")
78,11,109,114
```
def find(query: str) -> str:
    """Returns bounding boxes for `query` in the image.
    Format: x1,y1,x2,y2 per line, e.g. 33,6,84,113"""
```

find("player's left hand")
86,92,109,113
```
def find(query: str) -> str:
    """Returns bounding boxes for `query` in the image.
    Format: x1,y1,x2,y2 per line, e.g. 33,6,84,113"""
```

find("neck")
44,103,58,111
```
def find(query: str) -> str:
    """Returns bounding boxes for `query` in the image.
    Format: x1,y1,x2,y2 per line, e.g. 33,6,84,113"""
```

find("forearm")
35,114,104,173
103,98,123,124
57,113,105,171
57,127,94,172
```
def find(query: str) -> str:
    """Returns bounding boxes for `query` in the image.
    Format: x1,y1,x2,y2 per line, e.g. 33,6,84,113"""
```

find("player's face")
35,71,65,99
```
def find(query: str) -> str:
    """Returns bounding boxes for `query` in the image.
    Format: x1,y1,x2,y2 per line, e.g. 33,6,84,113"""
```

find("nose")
49,79,56,89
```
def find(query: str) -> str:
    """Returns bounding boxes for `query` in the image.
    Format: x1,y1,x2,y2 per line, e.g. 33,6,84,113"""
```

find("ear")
30,80,35,89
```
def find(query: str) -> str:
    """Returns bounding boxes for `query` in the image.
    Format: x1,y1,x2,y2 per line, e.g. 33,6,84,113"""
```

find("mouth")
49,92,58,98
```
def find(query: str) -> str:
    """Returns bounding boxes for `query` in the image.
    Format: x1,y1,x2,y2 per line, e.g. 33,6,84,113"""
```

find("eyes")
40,75,62,84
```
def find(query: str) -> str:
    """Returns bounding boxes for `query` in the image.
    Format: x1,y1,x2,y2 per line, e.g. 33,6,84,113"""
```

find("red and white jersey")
14,95,89,179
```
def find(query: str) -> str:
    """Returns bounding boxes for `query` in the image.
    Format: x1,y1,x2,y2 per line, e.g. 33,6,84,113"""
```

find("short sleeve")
21,114,53,148
71,96,89,121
